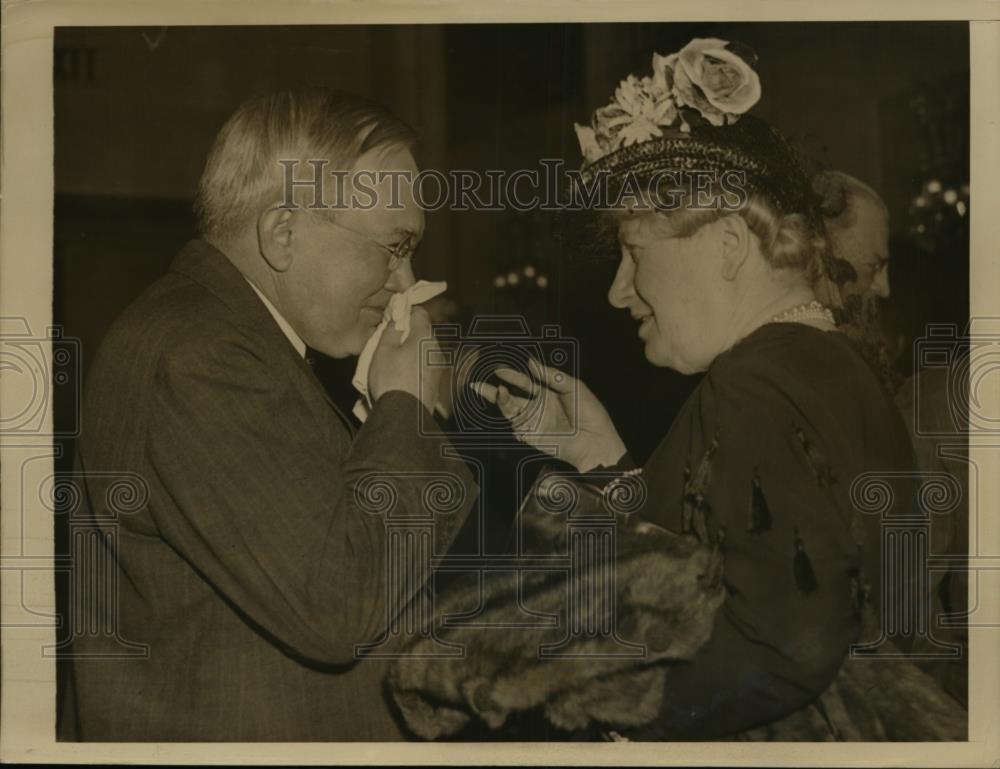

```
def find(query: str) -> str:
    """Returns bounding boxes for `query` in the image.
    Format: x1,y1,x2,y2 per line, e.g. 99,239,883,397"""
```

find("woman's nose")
607,256,636,309
386,258,416,292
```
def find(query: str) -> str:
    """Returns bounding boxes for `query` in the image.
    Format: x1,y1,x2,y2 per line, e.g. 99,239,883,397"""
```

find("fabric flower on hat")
574,123,604,164
613,74,679,146
574,72,678,160
673,38,761,125
573,38,762,163
647,52,677,99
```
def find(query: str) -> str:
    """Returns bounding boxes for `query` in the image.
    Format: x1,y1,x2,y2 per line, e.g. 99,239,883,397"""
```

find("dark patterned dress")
625,321,964,739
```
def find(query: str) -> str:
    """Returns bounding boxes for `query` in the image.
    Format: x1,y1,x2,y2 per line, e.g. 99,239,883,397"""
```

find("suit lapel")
296,351,358,437
169,239,358,437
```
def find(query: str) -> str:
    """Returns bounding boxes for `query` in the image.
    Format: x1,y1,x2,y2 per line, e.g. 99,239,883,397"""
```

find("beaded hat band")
578,118,816,215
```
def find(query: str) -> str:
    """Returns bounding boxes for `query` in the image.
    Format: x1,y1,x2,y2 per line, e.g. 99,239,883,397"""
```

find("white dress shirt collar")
244,278,307,359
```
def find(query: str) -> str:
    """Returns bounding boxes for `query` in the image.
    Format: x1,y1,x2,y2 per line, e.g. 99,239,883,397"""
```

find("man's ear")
257,206,296,272
718,214,751,281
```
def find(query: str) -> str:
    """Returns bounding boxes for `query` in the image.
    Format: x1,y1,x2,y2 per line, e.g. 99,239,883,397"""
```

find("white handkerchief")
352,280,448,422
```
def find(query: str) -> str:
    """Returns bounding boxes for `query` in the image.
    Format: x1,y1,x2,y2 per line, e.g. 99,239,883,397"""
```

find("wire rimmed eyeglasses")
298,208,418,271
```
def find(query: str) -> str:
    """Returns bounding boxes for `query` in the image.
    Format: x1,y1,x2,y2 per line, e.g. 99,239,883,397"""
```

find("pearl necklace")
768,300,836,326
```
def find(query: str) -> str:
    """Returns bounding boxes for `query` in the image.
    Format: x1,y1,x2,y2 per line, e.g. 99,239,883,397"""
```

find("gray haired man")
63,89,476,741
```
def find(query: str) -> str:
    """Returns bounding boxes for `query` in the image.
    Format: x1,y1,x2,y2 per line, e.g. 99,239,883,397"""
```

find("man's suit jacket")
63,240,476,740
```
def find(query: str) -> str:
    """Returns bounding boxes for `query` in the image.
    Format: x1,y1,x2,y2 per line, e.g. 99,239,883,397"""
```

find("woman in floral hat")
476,38,966,740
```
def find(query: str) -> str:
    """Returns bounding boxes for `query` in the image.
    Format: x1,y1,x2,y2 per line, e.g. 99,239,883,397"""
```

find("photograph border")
2,1,998,765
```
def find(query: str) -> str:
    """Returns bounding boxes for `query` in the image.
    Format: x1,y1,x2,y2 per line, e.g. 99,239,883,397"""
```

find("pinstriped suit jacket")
63,240,476,740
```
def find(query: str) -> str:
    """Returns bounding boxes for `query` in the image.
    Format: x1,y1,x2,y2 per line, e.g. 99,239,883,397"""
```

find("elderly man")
62,89,476,740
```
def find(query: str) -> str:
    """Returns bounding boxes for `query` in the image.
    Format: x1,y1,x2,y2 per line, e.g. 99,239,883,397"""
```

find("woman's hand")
472,358,627,472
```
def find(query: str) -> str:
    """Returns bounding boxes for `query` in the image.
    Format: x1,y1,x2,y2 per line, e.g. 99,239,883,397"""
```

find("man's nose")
386,258,416,292
607,256,636,309
871,266,890,299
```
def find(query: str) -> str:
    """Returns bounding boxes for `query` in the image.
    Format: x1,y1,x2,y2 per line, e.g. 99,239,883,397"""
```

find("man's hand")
368,307,442,414
472,358,627,472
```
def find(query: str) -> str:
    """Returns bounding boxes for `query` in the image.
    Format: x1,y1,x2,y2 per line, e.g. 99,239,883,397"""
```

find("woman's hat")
574,38,815,215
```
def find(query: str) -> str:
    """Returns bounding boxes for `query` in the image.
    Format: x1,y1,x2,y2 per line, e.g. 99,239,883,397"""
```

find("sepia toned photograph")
3,4,998,764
